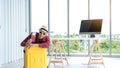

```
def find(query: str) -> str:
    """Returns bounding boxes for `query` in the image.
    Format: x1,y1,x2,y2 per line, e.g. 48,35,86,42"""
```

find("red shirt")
20,33,50,48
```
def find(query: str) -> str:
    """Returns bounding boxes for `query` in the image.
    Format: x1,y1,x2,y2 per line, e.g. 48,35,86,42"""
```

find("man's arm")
20,34,31,47
38,36,50,48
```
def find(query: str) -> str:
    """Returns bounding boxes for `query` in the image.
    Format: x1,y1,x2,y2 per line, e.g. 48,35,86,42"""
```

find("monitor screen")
79,19,102,34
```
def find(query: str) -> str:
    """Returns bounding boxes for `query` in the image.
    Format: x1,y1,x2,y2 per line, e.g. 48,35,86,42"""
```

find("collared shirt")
20,32,50,48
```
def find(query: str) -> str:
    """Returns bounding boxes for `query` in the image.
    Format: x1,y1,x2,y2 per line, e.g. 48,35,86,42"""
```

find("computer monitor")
79,19,102,34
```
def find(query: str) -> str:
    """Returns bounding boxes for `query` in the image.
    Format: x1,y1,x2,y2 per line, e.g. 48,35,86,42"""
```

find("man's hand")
29,44,38,46
25,39,32,46
33,44,39,46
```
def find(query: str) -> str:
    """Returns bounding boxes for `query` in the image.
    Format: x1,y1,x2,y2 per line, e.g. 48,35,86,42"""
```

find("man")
20,26,50,48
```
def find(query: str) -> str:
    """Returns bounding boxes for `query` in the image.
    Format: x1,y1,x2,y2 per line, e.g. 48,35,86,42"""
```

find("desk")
48,40,68,68
50,38,105,40
50,38,106,55
50,38,106,68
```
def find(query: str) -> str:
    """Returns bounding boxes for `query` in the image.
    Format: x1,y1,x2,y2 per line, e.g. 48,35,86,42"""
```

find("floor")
0,56,120,68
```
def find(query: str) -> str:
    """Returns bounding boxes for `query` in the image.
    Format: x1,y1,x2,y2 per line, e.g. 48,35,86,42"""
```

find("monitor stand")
90,34,95,38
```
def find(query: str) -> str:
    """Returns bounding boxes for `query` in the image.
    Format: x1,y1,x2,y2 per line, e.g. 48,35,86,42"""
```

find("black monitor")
79,19,102,34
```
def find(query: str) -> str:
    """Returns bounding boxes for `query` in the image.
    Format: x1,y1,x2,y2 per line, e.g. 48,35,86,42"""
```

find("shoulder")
44,36,50,41
45,36,50,39
35,32,39,36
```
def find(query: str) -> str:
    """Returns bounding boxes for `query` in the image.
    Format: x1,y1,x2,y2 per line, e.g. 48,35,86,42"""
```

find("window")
112,0,120,55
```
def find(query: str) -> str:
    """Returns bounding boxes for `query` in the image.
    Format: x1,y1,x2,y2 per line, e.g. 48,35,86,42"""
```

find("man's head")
39,26,48,39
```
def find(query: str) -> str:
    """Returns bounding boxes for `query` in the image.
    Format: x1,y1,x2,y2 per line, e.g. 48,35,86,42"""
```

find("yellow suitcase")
24,45,47,68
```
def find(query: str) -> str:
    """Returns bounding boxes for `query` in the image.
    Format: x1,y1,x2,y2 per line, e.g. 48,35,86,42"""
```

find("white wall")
31,0,48,32
0,0,30,66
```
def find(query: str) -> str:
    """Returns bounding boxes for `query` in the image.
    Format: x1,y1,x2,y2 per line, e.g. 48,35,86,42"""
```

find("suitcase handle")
23,46,31,53
23,50,25,53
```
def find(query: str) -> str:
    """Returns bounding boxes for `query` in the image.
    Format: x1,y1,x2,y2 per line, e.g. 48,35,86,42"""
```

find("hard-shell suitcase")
24,45,47,68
